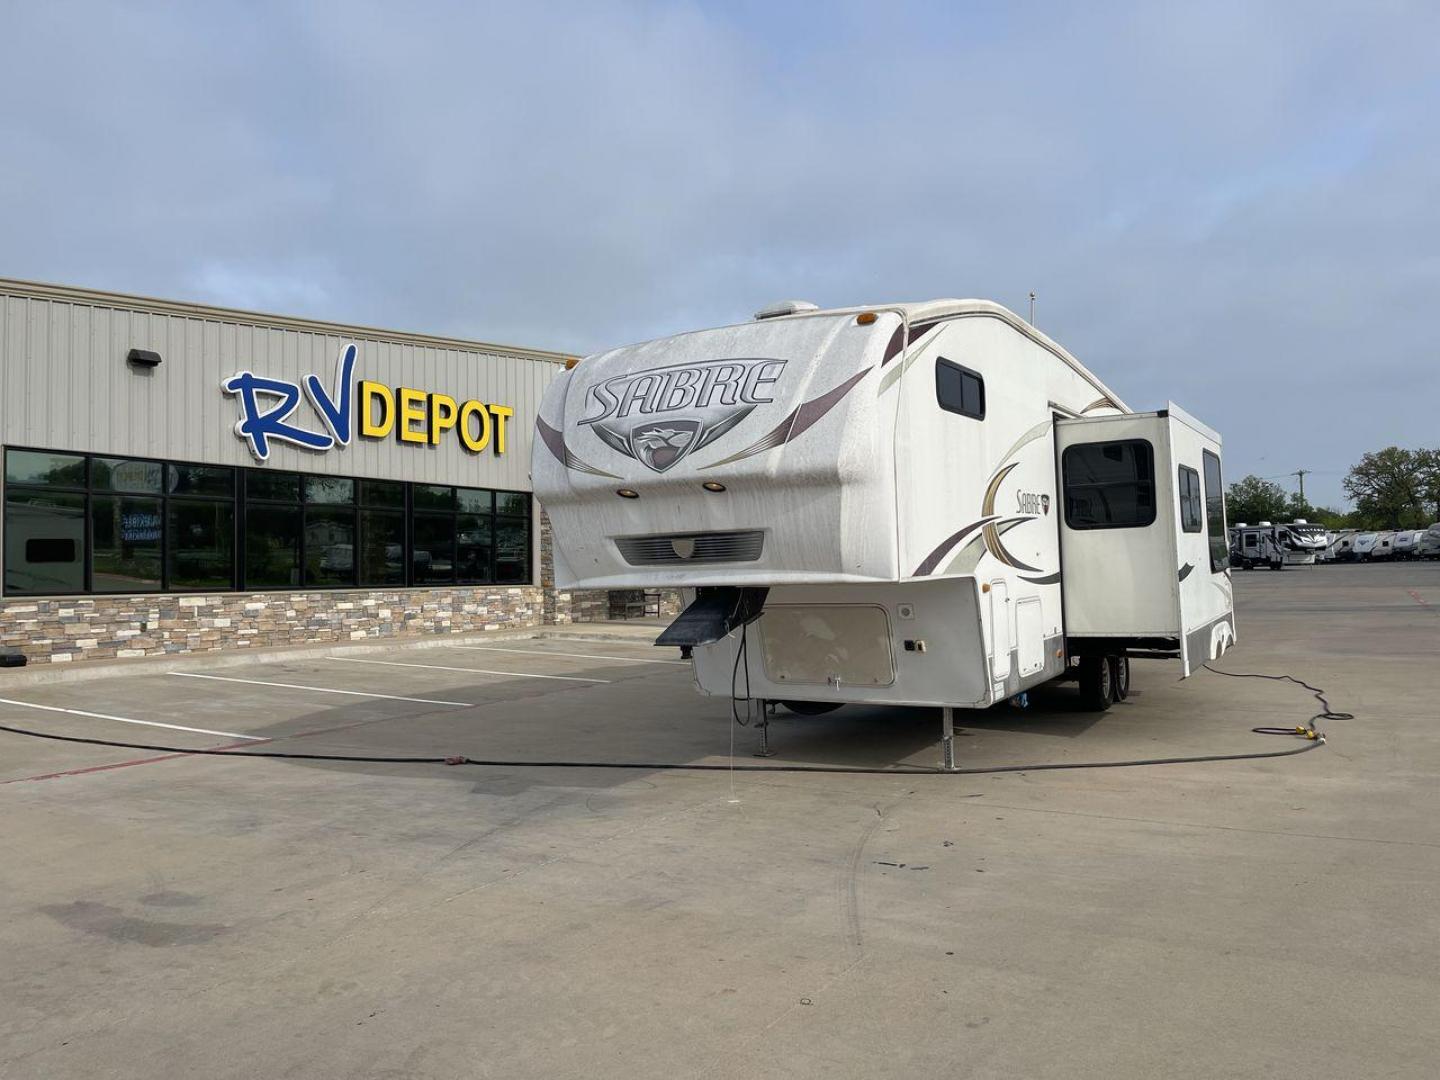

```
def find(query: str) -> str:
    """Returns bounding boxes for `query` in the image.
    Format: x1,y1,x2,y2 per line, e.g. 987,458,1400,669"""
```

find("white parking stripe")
169,672,473,707
449,645,688,666
325,656,610,683
0,696,265,741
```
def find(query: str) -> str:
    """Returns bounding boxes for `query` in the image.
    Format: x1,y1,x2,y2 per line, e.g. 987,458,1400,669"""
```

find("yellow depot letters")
358,380,513,455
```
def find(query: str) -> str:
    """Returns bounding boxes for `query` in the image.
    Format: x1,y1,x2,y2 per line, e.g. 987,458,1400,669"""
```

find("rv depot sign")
222,343,514,461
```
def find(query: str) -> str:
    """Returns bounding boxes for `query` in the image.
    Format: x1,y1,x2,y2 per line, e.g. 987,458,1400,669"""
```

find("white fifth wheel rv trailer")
1281,520,1328,564
533,299,1235,762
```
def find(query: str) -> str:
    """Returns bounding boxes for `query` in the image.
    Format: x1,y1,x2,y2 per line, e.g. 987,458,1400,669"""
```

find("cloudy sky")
4,1,1437,508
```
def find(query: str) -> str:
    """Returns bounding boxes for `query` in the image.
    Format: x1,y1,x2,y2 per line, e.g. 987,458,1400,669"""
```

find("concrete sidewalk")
0,617,672,687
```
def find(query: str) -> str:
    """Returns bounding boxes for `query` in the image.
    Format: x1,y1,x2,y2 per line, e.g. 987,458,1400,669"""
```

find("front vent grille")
616,530,765,566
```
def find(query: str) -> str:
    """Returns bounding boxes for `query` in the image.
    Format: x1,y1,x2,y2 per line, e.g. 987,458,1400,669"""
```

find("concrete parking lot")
2,563,1438,1079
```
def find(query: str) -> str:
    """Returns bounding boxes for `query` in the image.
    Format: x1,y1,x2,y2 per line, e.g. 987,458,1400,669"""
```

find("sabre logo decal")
578,357,787,472
1017,491,1050,516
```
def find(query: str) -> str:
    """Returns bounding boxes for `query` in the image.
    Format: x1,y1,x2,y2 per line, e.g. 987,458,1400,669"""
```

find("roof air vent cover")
753,300,819,320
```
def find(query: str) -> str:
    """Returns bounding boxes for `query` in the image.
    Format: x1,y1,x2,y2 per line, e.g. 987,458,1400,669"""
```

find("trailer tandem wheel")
1077,655,1113,712
1110,655,1131,701
780,701,843,716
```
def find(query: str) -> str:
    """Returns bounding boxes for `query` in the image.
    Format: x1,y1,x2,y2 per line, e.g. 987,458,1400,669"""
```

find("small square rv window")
936,358,985,420
1178,466,1203,532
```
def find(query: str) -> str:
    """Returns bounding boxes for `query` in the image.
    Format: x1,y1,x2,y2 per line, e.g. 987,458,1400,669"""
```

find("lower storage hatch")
758,605,895,688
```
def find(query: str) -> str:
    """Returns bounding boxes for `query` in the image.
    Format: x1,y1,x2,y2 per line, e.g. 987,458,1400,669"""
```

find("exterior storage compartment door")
758,604,896,688
1015,597,1044,677
988,579,1012,679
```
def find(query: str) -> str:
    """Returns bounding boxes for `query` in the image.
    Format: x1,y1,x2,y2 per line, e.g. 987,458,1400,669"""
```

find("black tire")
1077,655,1112,712
780,700,842,716
1109,654,1130,701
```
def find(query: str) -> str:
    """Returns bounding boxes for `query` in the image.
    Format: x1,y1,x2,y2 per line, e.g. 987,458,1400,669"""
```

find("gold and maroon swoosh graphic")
913,516,1002,576
980,464,1041,572
700,366,873,469
536,416,622,479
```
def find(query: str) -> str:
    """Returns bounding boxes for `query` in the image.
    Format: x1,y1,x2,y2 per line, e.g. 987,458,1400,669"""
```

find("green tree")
1417,448,1440,524
1285,492,1316,520
1305,506,1351,529
1226,475,1291,525
1342,447,1427,528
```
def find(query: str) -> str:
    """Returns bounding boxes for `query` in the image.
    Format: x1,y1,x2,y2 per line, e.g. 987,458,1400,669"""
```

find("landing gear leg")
941,706,958,772
753,699,776,758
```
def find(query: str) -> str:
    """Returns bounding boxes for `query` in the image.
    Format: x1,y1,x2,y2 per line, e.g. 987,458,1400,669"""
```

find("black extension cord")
0,665,1343,776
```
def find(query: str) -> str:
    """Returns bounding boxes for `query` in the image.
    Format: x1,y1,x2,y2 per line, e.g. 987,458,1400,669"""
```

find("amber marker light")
616,488,639,499
564,357,581,370
702,481,727,493
855,312,878,325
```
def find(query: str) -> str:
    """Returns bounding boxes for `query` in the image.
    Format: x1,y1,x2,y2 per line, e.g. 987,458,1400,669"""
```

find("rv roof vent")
1294,518,1308,525
753,300,819,320
1258,521,1272,527
1235,523,1247,528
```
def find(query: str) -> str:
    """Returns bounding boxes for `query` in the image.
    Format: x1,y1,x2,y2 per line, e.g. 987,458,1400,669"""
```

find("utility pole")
1292,469,1310,508
1028,291,1036,325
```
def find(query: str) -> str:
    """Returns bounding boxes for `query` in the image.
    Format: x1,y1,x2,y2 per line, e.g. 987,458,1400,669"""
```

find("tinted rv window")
936,358,985,419
1062,440,1156,529
1202,450,1228,571
1178,466,1202,532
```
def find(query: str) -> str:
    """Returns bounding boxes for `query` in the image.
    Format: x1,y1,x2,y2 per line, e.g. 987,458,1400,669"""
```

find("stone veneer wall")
537,509,681,625
0,587,545,665
0,509,682,664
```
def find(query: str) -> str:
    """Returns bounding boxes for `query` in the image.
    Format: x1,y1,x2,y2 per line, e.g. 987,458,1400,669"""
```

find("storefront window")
457,513,493,583
91,495,163,592
413,513,456,585
168,464,234,498
3,447,532,595
6,450,86,488
413,484,456,511
304,506,356,586
245,505,301,588
304,476,355,505
169,500,234,589
457,488,493,514
247,471,300,502
93,457,164,494
495,516,530,583
360,479,404,508
4,489,85,594
359,510,405,586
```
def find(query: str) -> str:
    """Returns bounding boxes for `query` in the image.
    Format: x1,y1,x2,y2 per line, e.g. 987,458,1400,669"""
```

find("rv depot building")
0,279,664,665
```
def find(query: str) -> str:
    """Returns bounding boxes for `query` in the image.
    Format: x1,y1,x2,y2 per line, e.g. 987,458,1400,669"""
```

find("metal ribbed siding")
0,281,566,492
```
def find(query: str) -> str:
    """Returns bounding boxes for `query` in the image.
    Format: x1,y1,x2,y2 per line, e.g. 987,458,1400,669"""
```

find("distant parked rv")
1418,524,1440,560
1393,530,1420,559
1280,520,1328,565
1229,522,1289,570
1326,529,1358,562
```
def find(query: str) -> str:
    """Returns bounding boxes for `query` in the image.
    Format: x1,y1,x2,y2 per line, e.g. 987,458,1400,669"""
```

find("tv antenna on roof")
1028,291,1036,326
